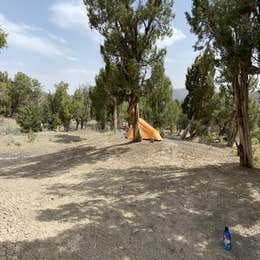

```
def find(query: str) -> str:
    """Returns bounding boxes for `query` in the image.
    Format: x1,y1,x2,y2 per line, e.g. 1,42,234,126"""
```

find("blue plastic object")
223,227,231,251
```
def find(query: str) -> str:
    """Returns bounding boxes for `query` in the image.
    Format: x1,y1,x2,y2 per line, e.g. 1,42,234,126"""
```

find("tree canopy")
0,28,7,50
182,48,215,139
187,0,260,167
84,0,175,141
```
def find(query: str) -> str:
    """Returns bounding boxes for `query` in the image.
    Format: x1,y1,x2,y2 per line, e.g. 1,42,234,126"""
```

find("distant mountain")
173,89,260,102
173,88,188,101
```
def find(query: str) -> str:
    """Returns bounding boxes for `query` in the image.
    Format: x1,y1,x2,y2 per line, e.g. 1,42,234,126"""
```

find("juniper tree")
84,0,174,141
9,72,32,117
71,88,85,130
187,0,260,167
182,48,215,139
0,28,7,50
141,60,178,131
0,72,12,116
53,82,72,131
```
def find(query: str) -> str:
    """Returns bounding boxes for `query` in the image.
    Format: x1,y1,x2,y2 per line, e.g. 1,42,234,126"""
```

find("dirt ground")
0,130,259,260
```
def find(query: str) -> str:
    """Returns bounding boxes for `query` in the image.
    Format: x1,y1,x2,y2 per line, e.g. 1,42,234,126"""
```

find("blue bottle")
223,226,231,251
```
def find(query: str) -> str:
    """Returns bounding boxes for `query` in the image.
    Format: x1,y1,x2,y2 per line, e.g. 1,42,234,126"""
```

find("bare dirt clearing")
0,130,259,260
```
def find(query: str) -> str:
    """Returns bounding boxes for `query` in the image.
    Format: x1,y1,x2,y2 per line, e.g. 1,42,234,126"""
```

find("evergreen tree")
84,0,174,141
81,86,92,129
187,0,260,167
53,82,72,131
42,93,61,131
140,61,179,131
0,71,12,116
16,105,42,132
16,78,44,132
89,70,111,130
0,28,7,50
182,48,215,139
71,88,85,130
9,72,32,116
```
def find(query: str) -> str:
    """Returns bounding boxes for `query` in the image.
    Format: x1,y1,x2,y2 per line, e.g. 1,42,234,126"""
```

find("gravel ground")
0,130,259,260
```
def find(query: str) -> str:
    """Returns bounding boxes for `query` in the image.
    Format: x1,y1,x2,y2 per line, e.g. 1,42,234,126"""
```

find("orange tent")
125,118,162,141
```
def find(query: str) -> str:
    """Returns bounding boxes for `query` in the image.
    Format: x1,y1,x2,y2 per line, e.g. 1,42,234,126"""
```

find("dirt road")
0,131,259,259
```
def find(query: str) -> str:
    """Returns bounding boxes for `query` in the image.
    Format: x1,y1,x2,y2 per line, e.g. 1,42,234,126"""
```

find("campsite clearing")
0,130,259,260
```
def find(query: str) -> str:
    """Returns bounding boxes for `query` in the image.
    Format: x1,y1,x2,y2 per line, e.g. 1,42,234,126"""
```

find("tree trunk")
63,121,70,132
113,97,117,131
80,120,84,129
128,97,142,142
76,121,79,131
227,113,238,147
10,107,14,118
100,120,105,130
181,116,194,140
234,70,253,167
190,129,197,139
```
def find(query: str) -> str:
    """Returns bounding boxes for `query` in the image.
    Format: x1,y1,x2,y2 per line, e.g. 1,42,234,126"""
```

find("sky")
0,0,197,94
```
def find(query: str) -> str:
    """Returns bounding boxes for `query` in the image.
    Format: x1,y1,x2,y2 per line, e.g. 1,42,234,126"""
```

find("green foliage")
81,86,92,128
10,72,32,116
187,0,260,166
183,48,215,120
70,86,92,130
84,0,174,104
0,70,92,133
41,93,61,130
13,75,45,132
168,100,182,132
53,82,72,131
31,79,43,106
89,70,110,129
71,88,85,129
118,101,130,128
248,97,260,132
0,71,12,116
89,66,124,129
16,105,42,133
182,48,215,138
0,28,7,49
140,61,181,131
0,71,45,123
211,87,234,133
177,109,189,132
253,129,260,142
27,130,36,143
205,133,216,144
187,1,259,72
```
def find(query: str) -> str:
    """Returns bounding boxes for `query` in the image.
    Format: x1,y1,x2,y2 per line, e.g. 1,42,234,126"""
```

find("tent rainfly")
125,118,162,141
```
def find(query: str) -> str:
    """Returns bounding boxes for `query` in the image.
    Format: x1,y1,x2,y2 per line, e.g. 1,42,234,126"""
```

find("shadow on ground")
53,134,87,144
165,135,229,148
0,143,130,179
1,162,259,259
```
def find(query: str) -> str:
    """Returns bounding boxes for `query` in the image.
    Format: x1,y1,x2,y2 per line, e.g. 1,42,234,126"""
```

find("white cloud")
157,27,186,49
64,68,98,83
48,32,68,45
50,0,87,28
50,0,103,43
50,1,184,47
0,13,72,58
